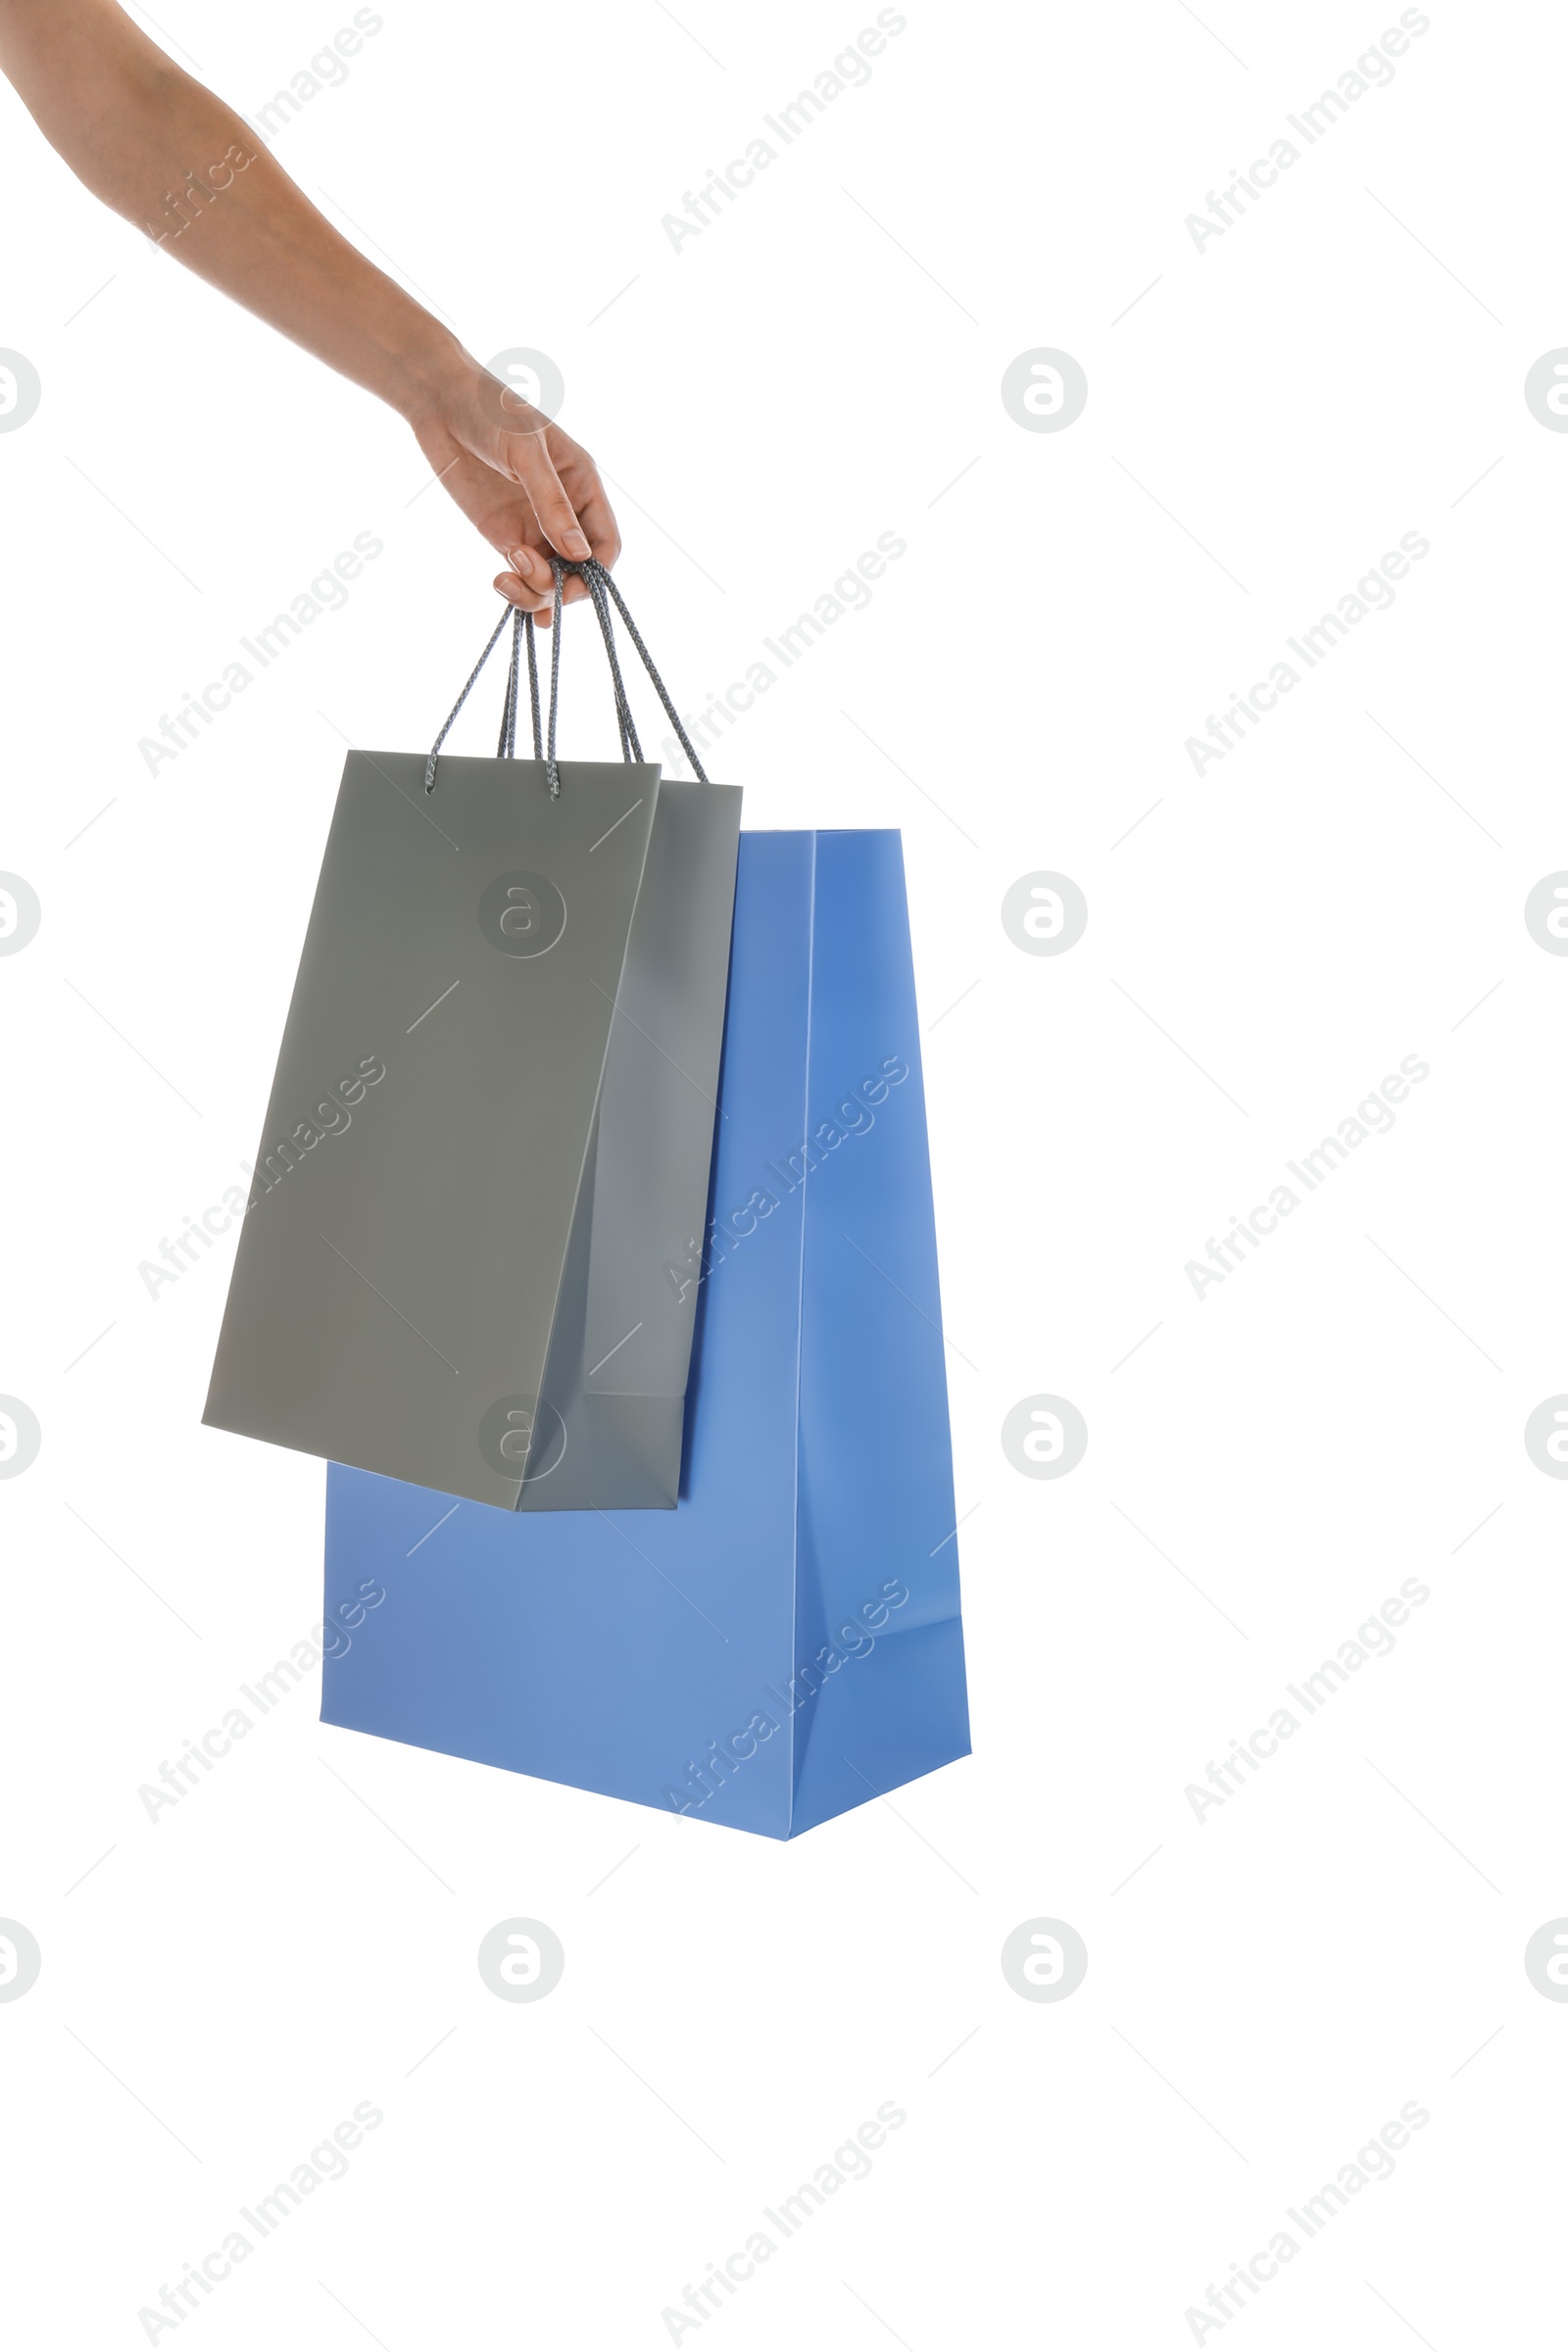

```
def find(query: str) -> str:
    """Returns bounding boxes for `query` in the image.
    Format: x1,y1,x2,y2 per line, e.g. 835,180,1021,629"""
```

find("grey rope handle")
497,610,517,757
541,560,645,794
581,564,642,763
502,590,633,768
498,608,544,761
545,564,564,796
425,556,708,794
590,561,709,784
525,610,543,757
423,604,513,793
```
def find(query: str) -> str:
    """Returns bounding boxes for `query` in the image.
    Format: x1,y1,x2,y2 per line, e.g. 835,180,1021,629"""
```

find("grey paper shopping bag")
204,563,742,1510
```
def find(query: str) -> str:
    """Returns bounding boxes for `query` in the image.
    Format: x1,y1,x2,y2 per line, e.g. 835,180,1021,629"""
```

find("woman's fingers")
493,569,551,612
503,544,556,603
566,466,621,571
506,426,592,563
493,558,598,625
419,370,622,620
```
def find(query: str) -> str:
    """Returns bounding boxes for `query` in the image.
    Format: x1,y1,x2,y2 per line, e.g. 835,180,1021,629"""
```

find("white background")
1,0,1564,2343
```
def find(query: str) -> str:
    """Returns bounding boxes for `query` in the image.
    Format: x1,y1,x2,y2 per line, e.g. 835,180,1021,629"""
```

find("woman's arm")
0,0,616,613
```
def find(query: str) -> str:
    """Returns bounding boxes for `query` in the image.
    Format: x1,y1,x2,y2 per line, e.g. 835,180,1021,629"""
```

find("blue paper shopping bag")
320,830,970,1838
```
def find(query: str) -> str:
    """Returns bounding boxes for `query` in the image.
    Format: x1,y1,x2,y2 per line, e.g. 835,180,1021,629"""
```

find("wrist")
382,315,471,430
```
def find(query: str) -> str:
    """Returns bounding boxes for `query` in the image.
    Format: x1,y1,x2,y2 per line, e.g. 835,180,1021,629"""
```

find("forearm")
1,0,615,605
0,0,464,423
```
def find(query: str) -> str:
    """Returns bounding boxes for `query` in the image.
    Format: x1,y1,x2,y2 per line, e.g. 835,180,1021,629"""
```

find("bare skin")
0,0,616,619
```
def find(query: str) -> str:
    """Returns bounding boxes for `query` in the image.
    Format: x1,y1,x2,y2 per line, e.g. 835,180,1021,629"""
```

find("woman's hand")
407,359,621,624
0,0,622,618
